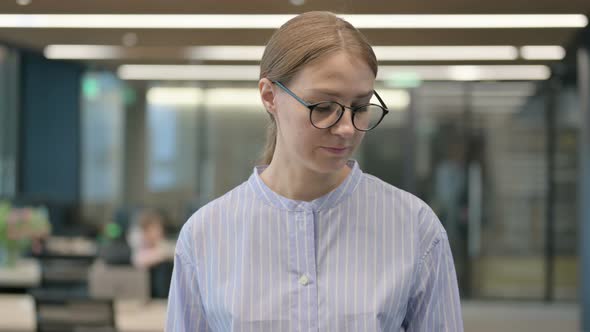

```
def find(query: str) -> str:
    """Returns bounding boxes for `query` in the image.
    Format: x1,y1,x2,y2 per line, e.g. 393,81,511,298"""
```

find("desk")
44,236,97,258
0,294,36,332
0,258,41,288
115,299,167,332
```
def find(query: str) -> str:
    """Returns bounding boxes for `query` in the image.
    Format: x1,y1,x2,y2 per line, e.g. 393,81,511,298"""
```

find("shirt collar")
248,160,363,212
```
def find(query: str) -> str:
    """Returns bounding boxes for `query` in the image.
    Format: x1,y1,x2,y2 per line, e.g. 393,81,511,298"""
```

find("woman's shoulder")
188,181,251,224
174,181,252,261
361,172,446,239
361,173,425,206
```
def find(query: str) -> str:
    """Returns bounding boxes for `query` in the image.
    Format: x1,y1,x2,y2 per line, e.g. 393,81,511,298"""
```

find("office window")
145,86,267,205
553,86,579,300
146,86,201,193
81,71,125,204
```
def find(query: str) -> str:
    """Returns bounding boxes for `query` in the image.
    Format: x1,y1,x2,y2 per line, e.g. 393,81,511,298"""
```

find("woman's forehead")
293,52,375,92
296,70,375,99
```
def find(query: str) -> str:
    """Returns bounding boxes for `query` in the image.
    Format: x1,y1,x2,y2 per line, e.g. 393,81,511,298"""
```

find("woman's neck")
260,156,351,202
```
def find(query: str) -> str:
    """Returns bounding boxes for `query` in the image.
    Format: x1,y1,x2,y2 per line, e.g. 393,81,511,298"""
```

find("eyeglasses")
272,81,389,132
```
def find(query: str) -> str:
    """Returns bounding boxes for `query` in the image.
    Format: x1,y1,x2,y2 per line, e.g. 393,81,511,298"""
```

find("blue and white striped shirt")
166,160,463,331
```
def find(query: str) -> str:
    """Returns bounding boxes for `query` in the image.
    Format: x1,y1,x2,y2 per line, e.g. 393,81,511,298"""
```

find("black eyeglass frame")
272,80,390,131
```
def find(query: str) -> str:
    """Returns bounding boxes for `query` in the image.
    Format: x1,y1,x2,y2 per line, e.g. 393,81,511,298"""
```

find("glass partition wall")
82,78,578,301
0,46,19,198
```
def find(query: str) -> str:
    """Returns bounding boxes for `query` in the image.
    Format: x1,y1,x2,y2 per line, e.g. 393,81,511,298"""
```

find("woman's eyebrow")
306,89,374,99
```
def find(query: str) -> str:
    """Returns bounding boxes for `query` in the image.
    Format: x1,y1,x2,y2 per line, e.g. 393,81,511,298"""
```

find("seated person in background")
127,209,174,269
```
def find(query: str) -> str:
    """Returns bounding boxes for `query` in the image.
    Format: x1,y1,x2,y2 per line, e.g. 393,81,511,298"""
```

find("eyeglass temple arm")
272,81,312,107
373,90,389,110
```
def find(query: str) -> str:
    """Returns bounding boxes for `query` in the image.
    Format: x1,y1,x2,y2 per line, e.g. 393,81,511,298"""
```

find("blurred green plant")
0,201,52,267
98,221,122,243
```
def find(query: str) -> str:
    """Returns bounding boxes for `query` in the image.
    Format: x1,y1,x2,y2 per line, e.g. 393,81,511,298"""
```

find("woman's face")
273,51,375,174
142,222,163,247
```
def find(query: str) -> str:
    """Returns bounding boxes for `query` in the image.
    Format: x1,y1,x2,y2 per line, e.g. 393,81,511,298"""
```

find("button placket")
295,213,305,230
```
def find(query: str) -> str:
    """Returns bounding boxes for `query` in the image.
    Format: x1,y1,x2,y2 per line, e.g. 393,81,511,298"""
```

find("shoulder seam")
174,249,196,268
415,230,446,275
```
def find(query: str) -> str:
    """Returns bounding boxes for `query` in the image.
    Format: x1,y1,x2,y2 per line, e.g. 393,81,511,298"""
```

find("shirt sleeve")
165,225,212,332
404,232,464,332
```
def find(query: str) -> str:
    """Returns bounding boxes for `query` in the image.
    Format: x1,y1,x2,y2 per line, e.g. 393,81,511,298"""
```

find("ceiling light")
43,45,265,61
374,46,518,61
46,44,552,62
186,46,264,61
118,64,550,82
372,90,410,110
145,87,410,111
343,14,588,29
204,89,263,108
472,82,536,97
0,14,292,29
520,45,566,60
145,87,264,112
44,45,123,59
378,65,550,81
147,87,203,106
118,64,260,81
122,33,138,47
0,14,586,29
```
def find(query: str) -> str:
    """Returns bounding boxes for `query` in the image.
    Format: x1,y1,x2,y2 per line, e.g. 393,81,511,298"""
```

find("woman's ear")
259,78,278,116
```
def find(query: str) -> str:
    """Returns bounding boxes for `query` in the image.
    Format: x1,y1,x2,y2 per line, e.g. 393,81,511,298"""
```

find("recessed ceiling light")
16,0,31,6
122,33,138,47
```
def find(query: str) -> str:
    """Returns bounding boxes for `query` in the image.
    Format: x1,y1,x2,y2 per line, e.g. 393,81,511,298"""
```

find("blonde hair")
258,11,378,165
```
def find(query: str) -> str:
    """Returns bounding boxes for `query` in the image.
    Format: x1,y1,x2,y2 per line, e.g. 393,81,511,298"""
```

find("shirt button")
298,274,310,286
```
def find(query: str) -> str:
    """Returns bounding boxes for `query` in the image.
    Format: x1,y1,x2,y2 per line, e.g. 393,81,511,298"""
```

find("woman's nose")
330,109,356,137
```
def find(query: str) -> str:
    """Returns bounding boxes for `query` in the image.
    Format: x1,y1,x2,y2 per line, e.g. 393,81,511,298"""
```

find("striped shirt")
166,160,463,331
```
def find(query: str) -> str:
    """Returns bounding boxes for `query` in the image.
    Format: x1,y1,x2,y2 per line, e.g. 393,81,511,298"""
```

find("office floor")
462,300,579,332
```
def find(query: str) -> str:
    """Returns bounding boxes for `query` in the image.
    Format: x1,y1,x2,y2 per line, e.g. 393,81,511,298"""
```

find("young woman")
166,11,463,332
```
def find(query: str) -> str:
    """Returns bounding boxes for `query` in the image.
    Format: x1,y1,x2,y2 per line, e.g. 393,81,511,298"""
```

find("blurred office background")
0,1,590,331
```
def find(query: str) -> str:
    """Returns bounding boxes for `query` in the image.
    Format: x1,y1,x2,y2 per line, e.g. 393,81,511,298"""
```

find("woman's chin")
312,156,350,174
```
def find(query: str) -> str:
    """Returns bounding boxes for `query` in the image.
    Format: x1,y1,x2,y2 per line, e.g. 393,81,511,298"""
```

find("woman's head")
136,209,165,247
259,11,378,173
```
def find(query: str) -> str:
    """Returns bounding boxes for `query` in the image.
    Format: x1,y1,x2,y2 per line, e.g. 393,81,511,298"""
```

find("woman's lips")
321,146,349,154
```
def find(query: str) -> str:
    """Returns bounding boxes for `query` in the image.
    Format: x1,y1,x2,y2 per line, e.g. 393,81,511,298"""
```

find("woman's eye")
315,108,332,114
